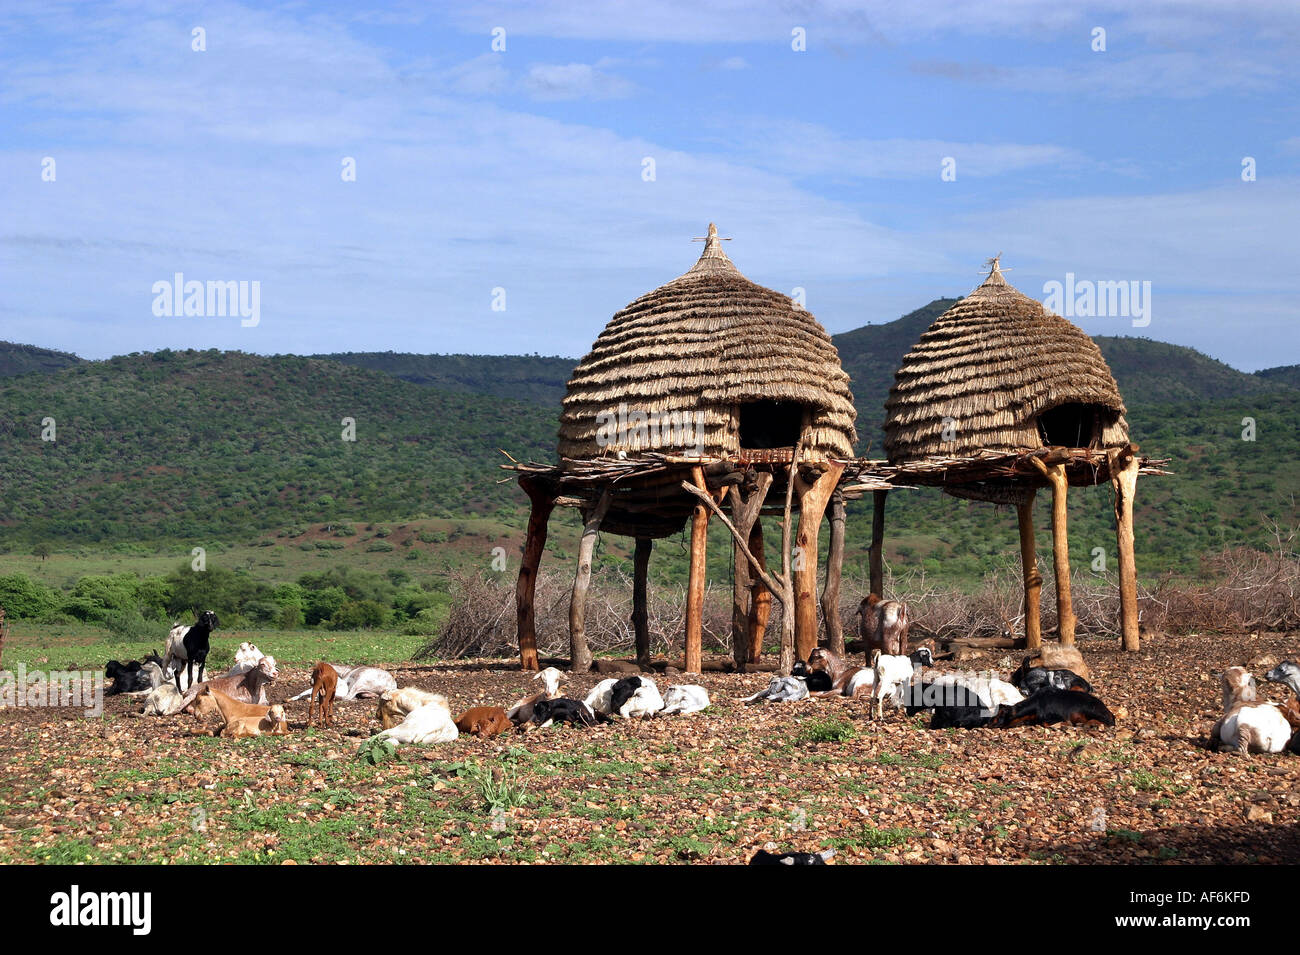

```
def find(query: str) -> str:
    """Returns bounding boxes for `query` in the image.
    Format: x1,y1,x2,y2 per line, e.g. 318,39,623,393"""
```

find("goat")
1015,666,1092,695
1265,661,1300,696
906,681,999,729
869,652,917,719
792,661,834,693
377,687,449,730
226,642,264,676
749,848,835,865
609,676,664,719
805,648,871,698
455,706,513,739
142,682,186,716
507,667,565,724
374,702,459,746
105,653,165,695
288,664,396,702
1016,645,1091,683
307,662,338,729
584,678,619,717
927,673,1023,709
221,705,289,740
530,697,598,728
162,610,220,692
857,594,909,657
181,656,277,719
1209,666,1292,754
660,685,710,715
200,686,283,724
741,675,809,705
991,688,1115,728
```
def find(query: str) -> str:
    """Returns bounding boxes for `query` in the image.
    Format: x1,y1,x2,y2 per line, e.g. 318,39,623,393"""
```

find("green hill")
0,341,82,377
319,351,576,407
1256,364,1300,389
0,349,555,544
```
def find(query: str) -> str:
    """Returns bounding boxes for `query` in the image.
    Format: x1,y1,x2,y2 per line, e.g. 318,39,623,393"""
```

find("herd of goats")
100,603,1300,760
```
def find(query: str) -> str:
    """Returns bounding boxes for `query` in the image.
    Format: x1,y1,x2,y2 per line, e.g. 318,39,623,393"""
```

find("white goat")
742,676,809,704
376,687,449,729
225,642,264,676
870,652,916,719
142,682,186,716
374,702,459,747
613,676,664,719
584,678,618,717
289,664,397,702
1211,666,1293,754
660,685,710,715
506,667,566,724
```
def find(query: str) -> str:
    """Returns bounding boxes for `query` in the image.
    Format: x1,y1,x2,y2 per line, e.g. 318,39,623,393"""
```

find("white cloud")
520,62,635,100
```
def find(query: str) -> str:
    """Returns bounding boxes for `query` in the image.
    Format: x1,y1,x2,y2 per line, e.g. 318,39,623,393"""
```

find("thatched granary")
872,258,1149,650
511,225,868,675
558,224,857,462
884,262,1128,474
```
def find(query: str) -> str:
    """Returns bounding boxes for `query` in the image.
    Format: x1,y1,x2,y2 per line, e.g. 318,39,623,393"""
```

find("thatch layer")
883,264,1128,465
558,226,857,460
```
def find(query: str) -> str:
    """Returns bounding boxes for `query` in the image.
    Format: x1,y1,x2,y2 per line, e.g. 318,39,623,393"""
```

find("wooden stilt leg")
1031,458,1075,646
1109,447,1142,652
728,474,773,672
793,461,845,663
747,518,770,663
632,536,652,666
684,466,709,675
516,478,553,671
869,490,887,597
821,491,846,656
568,488,611,673
1017,490,1042,651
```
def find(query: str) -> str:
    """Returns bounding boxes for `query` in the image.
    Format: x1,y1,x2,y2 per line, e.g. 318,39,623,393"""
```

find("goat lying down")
289,664,396,702
530,697,598,728
105,654,165,695
749,848,835,865
990,688,1115,728
508,667,565,725
660,684,710,715
376,687,449,730
1211,666,1292,754
741,676,809,705
585,676,663,719
374,699,459,746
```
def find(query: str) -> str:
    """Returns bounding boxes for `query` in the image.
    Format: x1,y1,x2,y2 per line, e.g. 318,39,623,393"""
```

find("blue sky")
1,1,1297,369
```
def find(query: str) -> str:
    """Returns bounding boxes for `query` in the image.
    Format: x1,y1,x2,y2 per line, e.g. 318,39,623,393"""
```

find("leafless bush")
423,525,1300,660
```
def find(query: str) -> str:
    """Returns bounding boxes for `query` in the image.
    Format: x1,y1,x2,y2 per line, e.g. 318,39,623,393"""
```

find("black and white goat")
162,610,219,691
105,652,165,695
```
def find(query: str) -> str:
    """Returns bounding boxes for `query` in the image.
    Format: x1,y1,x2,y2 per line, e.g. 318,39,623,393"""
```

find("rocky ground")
1,629,1297,864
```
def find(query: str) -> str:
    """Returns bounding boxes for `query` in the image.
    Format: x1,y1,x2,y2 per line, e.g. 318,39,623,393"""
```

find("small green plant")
358,736,398,766
458,758,528,813
795,718,856,744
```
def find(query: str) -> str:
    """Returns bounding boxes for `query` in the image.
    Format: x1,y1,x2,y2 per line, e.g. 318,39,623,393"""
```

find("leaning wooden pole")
568,487,612,673
821,491,847,656
1016,490,1042,651
684,466,709,675
631,536,653,666
1109,445,1142,652
515,478,554,671
869,490,887,597
793,460,845,663
1031,456,1076,646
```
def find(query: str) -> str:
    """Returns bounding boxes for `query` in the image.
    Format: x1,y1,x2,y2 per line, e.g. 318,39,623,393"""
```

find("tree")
32,542,51,561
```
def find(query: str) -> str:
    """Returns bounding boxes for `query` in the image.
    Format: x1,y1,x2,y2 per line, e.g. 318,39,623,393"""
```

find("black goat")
991,688,1115,728
608,677,644,716
104,653,164,695
164,610,219,692
905,681,997,729
1014,666,1092,695
792,661,833,693
530,697,598,728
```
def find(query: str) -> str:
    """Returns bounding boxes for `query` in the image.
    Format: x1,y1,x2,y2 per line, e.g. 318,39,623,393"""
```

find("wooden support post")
869,490,887,597
793,461,845,664
632,537,652,666
821,491,846,656
1016,490,1042,651
515,479,554,671
1030,457,1076,646
727,473,773,671
1109,446,1142,652
684,466,709,675
568,488,611,673
747,518,770,663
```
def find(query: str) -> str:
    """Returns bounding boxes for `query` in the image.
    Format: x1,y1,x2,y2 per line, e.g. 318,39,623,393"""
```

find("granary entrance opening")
1036,402,1106,448
738,400,806,450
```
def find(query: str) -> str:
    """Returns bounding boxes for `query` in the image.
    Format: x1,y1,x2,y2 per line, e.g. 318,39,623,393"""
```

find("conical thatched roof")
557,225,857,461
883,259,1128,465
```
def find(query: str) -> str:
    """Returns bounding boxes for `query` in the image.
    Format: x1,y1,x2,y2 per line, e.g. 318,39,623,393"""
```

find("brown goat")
455,706,513,739
308,662,338,728
806,648,872,698
857,594,909,658
182,656,278,719
221,705,289,739
200,686,281,726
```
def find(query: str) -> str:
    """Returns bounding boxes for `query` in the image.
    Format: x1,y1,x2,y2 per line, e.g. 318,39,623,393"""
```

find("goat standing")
163,610,219,692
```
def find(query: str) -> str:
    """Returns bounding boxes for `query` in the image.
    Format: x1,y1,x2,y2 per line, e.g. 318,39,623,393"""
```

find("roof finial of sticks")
693,222,731,251
985,253,1010,279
